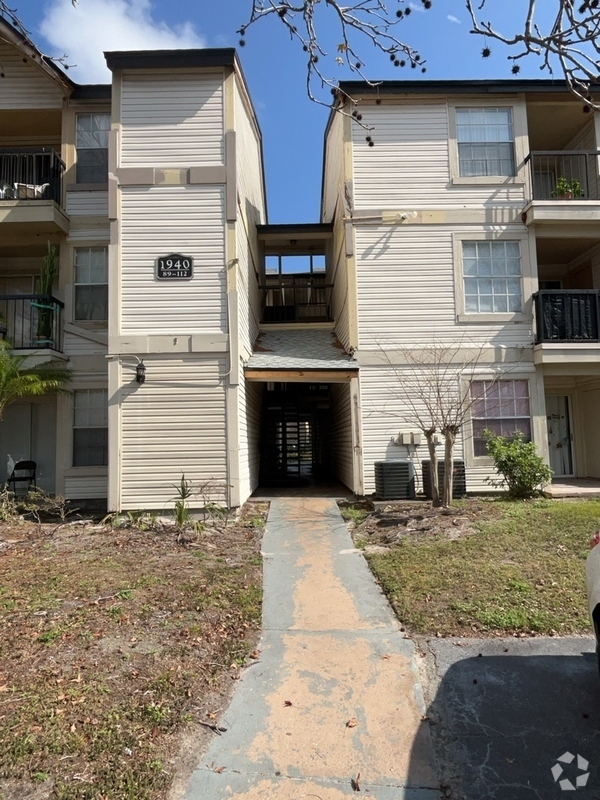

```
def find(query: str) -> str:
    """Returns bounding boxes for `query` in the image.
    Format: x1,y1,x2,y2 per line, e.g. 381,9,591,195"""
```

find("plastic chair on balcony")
7,460,37,495
30,298,57,349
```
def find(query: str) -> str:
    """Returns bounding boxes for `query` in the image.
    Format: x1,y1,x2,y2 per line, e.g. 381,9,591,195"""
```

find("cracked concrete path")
183,497,440,799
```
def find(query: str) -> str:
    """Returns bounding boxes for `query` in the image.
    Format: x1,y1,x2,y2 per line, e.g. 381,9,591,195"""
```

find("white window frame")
448,99,528,186
72,389,109,468
462,370,545,469
73,246,108,324
453,230,534,323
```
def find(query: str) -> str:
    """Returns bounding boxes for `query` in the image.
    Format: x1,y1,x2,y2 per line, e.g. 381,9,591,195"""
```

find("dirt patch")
0,502,268,800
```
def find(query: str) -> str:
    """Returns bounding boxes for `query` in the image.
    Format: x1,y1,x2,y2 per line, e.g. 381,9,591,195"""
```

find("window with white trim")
73,389,108,467
463,241,522,314
470,380,531,457
456,107,515,177
75,113,110,184
74,247,108,322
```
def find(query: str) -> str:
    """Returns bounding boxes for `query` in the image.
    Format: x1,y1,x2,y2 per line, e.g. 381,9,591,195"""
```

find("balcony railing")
261,275,333,323
0,295,64,351
526,151,600,201
0,148,65,204
533,290,600,343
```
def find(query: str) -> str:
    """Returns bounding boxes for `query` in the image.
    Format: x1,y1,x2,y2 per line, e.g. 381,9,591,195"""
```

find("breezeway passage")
183,497,440,799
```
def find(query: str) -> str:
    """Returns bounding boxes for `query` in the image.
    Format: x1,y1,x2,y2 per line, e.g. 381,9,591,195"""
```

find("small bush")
484,431,553,499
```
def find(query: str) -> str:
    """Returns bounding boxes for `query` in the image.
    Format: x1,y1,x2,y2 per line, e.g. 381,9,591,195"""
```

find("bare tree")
240,1,600,110
376,339,505,507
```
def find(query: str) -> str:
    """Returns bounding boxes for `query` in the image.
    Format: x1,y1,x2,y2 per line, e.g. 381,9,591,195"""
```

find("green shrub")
484,430,553,499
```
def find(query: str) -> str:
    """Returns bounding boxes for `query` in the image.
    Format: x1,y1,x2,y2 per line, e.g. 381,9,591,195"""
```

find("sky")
10,1,564,223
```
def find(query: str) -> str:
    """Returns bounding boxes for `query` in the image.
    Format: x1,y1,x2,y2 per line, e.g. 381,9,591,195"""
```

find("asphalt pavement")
420,635,600,800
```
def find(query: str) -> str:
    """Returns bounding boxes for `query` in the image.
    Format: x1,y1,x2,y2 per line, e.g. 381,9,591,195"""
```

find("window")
74,247,108,321
463,241,522,314
73,389,108,467
76,114,110,183
470,380,531,456
456,107,515,177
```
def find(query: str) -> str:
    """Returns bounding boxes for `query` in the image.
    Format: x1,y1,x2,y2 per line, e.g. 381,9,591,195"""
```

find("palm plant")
0,342,71,421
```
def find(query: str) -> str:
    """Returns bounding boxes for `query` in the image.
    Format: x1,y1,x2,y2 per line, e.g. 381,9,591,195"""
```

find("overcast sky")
13,1,562,222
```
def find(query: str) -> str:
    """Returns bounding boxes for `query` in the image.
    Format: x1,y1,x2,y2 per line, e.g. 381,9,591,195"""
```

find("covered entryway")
244,328,361,493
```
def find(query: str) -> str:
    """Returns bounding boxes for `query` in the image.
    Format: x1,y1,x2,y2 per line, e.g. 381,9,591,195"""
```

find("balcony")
533,290,600,366
0,148,69,241
261,275,333,323
522,151,600,229
0,148,65,204
0,294,64,352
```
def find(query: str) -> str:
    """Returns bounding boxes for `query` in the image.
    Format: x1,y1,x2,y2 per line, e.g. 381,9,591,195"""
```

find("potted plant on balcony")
33,242,59,348
551,176,583,200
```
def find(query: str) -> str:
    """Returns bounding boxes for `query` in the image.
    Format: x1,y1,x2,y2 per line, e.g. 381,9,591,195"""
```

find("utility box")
422,459,466,499
374,461,416,500
400,432,412,445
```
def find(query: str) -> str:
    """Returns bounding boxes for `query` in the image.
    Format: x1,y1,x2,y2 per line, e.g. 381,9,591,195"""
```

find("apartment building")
2,14,599,507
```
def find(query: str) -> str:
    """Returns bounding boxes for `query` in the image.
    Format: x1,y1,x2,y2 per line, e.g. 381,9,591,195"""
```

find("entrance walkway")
183,498,439,799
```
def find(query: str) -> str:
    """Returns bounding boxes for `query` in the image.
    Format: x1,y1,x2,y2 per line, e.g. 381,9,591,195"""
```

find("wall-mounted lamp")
135,360,146,384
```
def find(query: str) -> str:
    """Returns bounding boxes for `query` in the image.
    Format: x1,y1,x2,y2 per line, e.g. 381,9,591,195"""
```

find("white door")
546,395,574,477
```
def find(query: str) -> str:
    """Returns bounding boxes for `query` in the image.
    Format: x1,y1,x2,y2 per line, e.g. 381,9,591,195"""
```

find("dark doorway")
260,383,331,486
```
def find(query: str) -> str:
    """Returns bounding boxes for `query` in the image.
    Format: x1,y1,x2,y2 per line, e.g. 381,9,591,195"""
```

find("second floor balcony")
533,290,600,364
0,148,65,205
0,294,64,352
261,274,333,323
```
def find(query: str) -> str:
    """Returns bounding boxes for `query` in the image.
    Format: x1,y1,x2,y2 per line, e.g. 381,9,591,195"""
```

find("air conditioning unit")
374,461,416,500
421,460,466,499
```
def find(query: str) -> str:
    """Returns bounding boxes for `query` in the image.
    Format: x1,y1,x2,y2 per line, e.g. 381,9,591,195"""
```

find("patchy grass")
344,498,600,637
0,502,267,799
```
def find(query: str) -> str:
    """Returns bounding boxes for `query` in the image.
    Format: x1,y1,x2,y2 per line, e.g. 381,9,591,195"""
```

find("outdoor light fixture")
135,361,146,384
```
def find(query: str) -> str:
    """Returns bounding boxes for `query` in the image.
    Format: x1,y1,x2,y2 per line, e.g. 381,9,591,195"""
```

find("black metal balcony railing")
0,295,64,351
0,148,65,204
533,290,600,343
526,151,600,201
261,275,333,323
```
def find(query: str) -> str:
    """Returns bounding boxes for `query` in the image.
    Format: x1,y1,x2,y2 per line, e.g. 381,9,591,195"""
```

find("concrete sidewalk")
183,497,440,799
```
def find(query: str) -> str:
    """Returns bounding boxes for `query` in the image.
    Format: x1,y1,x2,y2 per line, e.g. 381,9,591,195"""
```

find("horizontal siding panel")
65,475,107,500
234,81,264,221
330,383,354,491
120,355,227,509
359,365,468,495
0,41,64,109
120,73,224,166
67,227,110,243
64,331,107,356
120,185,226,333
352,104,525,208
66,192,109,217
355,225,533,349
236,220,260,357
323,112,343,223
238,378,262,504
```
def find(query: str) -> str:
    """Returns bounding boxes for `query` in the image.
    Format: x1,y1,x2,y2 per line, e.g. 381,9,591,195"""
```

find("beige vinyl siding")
234,79,264,223
236,218,260,358
119,355,227,509
354,225,533,349
331,216,350,350
120,73,224,167
66,191,109,217
322,111,344,223
0,41,64,108
352,103,526,209
67,227,110,244
329,383,354,490
238,378,262,504
65,474,108,500
359,365,469,495
64,332,107,356
120,185,226,333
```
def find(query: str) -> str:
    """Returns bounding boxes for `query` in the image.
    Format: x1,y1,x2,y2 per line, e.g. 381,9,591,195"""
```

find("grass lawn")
342,498,600,637
0,504,267,800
